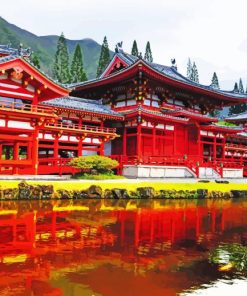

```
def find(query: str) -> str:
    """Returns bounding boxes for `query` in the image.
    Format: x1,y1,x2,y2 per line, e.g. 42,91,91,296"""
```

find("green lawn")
0,180,247,193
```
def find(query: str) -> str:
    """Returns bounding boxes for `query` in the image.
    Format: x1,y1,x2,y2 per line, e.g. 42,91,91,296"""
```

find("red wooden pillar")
152,123,156,155
32,126,39,175
13,142,19,174
78,136,83,156
123,124,127,156
198,128,202,162
54,135,59,158
222,137,226,161
173,125,177,155
27,140,32,160
13,142,19,160
100,120,105,156
213,134,217,162
99,139,104,156
137,121,142,161
184,127,189,156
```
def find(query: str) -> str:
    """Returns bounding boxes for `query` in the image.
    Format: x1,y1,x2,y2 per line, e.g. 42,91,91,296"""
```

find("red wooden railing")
45,122,116,134
225,143,247,152
0,100,55,115
38,158,79,176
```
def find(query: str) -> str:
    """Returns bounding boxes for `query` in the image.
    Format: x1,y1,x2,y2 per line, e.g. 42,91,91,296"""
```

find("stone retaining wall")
0,181,247,200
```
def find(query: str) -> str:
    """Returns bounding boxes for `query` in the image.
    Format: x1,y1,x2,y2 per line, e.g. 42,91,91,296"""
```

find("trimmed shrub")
68,155,119,174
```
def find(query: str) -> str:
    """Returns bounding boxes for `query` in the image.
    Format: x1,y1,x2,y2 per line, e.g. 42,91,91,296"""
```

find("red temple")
0,43,247,178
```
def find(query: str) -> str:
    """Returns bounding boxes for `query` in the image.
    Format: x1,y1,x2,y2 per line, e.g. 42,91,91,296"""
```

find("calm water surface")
0,198,247,296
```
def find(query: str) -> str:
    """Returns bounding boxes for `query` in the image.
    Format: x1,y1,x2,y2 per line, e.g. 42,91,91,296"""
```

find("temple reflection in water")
0,199,247,295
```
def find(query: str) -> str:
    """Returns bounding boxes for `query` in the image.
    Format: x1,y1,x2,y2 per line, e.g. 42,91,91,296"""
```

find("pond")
0,198,247,295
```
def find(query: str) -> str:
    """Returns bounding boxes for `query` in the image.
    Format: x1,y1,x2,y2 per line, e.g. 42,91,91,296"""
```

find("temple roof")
120,105,189,123
42,96,123,119
201,123,243,133
0,55,69,99
225,111,247,122
161,108,218,122
237,132,247,137
0,44,31,57
71,51,247,101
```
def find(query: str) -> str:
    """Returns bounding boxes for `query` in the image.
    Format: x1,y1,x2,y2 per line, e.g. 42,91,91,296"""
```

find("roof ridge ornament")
18,43,31,57
171,58,177,71
115,41,123,53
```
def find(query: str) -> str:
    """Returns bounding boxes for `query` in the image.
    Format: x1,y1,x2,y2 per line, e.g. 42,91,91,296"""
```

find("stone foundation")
123,165,195,178
222,168,243,178
123,165,244,179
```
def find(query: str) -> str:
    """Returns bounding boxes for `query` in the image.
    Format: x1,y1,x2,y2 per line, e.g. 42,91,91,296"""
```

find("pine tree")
229,81,247,114
144,41,153,63
191,62,199,83
131,40,139,57
239,78,244,93
32,53,40,69
53,33,71,83
233,82,239,93
96,36,110,77
229,103,247,115
70,44,87,83
186,58,192,80
210,72,220,89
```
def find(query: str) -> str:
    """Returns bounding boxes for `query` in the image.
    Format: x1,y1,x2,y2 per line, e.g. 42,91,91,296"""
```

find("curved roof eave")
0,55,70,96
71,59,247,102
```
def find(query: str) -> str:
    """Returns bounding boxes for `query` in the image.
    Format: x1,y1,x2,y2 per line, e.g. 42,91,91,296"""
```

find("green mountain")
0,16,107,79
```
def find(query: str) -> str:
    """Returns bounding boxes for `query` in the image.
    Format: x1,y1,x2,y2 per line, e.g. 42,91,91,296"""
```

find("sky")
1,0,247,89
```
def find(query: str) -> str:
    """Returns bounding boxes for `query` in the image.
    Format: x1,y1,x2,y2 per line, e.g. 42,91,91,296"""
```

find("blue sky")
1,0,247,89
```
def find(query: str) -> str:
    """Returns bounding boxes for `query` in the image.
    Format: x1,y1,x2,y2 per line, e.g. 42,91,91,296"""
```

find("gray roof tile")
226,111,247,121
42,96,123,119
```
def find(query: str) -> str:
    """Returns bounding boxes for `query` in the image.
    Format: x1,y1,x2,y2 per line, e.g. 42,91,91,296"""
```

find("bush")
68,155,119,174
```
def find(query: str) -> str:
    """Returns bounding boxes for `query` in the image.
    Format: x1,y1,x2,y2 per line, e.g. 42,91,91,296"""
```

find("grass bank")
1,180,247,193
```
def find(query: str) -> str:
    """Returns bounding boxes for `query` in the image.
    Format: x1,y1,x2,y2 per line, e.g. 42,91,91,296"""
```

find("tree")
239,78,244,93
96,36,110,77
229,100,247,115
31,53,40,69
233,82,239,93
53,33,71,84
70,44,87,83
191,62,199,83
210,72,220,89
186,58,192,80
144,41,153,63
131,40,139,57
69,155,119,174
